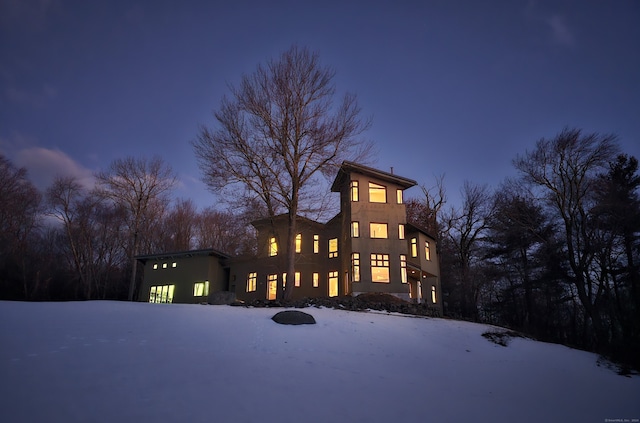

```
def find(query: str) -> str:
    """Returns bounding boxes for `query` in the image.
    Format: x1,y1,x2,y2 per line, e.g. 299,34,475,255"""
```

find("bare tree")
406,174,446,238
193,45,372,299
95,156,176,301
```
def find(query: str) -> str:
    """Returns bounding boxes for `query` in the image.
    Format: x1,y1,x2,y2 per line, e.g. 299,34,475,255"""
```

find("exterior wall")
406,227,443,314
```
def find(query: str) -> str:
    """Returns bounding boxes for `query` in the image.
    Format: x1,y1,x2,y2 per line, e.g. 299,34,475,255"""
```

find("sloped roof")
134,248,229,262
250,213,325,230
331,161,417,192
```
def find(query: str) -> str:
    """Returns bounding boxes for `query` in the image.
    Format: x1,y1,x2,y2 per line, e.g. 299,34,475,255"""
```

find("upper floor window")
172,262,177,268
425,241,431,261
400,255,407,283
351,221,360,238
399,224,405,240
247,272,257,292
269,237,278,257
350,180,359,202
370,253,390,282
370,222,388,239
329,238,338,258
396,189,403,204
153,263,158,270
411,238,418,258
368,182,386,203
313,235,319,254
162,263,168,269
295,234,302,253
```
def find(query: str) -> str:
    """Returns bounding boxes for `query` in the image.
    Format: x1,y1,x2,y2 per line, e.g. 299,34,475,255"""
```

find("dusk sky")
1,0,639,212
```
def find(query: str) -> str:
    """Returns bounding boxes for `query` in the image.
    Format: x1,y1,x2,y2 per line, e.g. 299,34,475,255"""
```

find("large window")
425,241,431,261
295,234,302,253
368,182,386,203
400,255,407,283
328,271,338,297
193,281,210,297
350,180,359,202
269,237,278,257
370,222,388,239
396,189,403,204
329,238,338,258
411,238,418,257
398,224,405,240
149,285,175,303
351,221,360,238
371,253,390,282
313,235,319,254
351,252,360,282
247,272,257,292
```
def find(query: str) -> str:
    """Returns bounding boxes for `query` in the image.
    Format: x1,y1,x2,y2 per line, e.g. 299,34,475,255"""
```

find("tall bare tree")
193,45,371,299
95,156,176,301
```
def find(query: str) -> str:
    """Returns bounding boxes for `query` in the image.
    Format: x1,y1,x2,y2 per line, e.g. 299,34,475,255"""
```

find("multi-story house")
136,162,442,314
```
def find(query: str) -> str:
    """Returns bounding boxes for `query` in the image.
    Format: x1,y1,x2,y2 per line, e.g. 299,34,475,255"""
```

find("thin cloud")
14,147,95,191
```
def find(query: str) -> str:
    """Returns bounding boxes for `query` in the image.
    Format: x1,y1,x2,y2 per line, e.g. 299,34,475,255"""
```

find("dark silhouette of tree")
193,45,371,299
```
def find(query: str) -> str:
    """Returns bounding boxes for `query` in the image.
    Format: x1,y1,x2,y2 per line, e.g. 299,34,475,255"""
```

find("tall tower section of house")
331,161,417,300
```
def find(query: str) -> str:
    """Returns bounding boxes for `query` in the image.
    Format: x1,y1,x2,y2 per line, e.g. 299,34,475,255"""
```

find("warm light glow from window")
153,263,158,270
370,222,388,238
425,241,431,261
295,234,302,253
269,237,278,257
193,281,209,297
350,180,359,202
294,272,301,287
400,254,407,283
149,285,175,303
172,262,177,268
351,221,359,238
329,238,338,258
399,224,405,240
396,189,403,204
431,285,437,303
313,235,319,254
162,263,168,269
368,182,386,203
371,253,390,282
328,271,338,297
352,253,360,282
313,272,319,288
267,274,277,300
247,272,257,292
411,238,418,257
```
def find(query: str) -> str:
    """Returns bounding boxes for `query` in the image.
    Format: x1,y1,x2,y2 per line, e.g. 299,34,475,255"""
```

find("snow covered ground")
1,301,638,423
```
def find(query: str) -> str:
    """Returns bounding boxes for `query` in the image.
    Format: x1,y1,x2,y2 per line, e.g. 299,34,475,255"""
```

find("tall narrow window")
351,221,360,238
370,253,390,282
398,224,405,240
313,235,319,254
294,272,301,287
328,271,338,297
247,272,257,292
411,238,418,257
368,182,386,203
329,238,338,258
396,189,403,204
313,272,319,288
351,253,360,282
425,241,431,261
269,237,278,257
400,255,407,283
350,180,359,202
370,222,388,238
267,274,277,300
431,285,437,303
295,234,302,253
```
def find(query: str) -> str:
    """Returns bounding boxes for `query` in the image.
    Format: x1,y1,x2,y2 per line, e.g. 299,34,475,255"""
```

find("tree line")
408,128,639,370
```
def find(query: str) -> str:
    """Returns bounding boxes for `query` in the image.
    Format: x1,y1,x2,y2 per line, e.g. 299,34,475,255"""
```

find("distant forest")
1,128,638,370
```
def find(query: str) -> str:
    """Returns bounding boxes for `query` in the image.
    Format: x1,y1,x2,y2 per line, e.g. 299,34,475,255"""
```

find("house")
136,162,442,314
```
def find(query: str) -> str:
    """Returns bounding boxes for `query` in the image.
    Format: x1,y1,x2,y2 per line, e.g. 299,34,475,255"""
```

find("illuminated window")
172,262,177,268
162,263,168,269
370,222,388,238
247,272,257,292
313,272,319,288
368,182,386,203
425,241,431,261
350,180,359,202
149,285,175,303
371,253,390,282
295,234,302,253
351,221,359,238
400,254,407,283
396,189,403,204
153,263,158,270
431,285,437,303
282,273,287,288
193,281,209,297
294,272,301,287
411,238,418,257
352,253,360,282
399,224,405,240
313,235,319,254
329,238,338,258
267,274,277,300
328,271,338,297
269,237,278,257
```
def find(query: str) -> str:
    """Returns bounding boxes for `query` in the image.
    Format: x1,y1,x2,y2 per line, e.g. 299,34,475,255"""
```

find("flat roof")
134,248,229,262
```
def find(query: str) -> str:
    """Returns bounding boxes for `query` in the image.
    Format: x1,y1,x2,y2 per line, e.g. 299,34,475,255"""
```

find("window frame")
351,252,360,282
269,237,278,257
351,221,360,238
350,180,359,202
370,253,390,283
247,272,257,292
368,182,387,203
369,222,388,239
328,238,338,258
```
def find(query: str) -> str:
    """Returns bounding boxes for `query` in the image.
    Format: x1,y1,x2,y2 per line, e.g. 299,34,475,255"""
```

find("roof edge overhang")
134,248,230,262
331,161,417,192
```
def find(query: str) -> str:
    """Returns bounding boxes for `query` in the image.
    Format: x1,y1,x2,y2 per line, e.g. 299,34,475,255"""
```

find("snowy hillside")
1,301,638,423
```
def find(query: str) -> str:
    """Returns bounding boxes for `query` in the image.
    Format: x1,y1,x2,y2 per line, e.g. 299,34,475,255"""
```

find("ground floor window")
267,274,278,300
328,271,338,297
431,285,437,303
247,272,257,292
352,253,360,282
371,253,390,282
149,285,175,303
193,281,209,297
313,272,319,288
400,255,407,283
